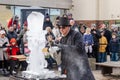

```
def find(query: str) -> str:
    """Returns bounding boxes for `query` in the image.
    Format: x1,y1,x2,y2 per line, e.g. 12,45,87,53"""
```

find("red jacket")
7,44,20,60
7,18,20,29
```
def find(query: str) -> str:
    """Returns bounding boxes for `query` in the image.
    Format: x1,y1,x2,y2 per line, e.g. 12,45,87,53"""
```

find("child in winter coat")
45,35,57,69
109,33,119,61
7,38,20,75
83,28,94,57
98,31,108,62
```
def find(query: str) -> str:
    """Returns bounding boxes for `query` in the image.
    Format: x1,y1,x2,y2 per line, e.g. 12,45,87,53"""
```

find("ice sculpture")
22,12,56,79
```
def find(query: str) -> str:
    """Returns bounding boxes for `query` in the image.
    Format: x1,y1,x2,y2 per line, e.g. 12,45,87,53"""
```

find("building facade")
70,0,120,28
1,0,120,28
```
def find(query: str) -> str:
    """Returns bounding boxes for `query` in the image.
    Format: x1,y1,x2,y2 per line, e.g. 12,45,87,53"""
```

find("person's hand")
24,43,28,47
85,44,88,46
48,37,53,42
93,31,96,34
5,44,9,47
85,41,88,46
56,37,62,41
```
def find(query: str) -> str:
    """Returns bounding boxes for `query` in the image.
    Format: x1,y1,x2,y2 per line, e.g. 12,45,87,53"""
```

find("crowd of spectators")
43,13,120,72
0,13,119,76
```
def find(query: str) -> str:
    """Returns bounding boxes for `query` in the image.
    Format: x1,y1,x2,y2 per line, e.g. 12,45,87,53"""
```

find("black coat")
104,29,112,54
60,29,95,80
104,29,112,43
43,21,53,30
7,31,17,41
91,29,101,46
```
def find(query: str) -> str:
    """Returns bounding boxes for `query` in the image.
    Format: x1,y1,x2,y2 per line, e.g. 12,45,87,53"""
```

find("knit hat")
67,13,72,16
0,30,5,34
10,38,17,43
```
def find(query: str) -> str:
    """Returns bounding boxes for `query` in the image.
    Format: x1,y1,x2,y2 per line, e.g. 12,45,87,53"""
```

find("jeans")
98,52,107,62
110,52,119,61
45,56,56,69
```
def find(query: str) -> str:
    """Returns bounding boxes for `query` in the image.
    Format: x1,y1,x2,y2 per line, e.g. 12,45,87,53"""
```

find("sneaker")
3,70,10,77
58,67,61,72
3,69,9,74
0,69,4,75
60,74,67,78
12,71,16,74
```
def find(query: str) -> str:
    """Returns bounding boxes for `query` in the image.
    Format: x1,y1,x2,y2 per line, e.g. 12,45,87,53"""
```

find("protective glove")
2,42,7,47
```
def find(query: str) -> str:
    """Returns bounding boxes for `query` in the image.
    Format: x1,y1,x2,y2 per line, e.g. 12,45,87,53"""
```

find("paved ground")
0,76,9,80
93,70,120,80
0,56,120,80
0,70,120,80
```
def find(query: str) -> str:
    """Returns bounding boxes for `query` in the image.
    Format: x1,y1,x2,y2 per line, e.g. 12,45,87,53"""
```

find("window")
104,21,109,28
115,20,120,31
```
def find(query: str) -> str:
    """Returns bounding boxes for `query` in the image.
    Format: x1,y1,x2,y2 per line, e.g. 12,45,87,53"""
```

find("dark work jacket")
60,29,95,80
60,29,85,50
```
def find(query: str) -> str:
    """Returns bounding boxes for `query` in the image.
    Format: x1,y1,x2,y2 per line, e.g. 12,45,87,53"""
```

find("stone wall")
0,5,12,29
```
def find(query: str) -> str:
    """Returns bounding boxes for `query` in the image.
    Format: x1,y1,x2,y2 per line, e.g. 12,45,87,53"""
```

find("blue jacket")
109,38,119,53
83,33,94,45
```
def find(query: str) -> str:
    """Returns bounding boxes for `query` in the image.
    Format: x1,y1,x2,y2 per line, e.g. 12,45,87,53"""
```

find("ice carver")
58,17,95,80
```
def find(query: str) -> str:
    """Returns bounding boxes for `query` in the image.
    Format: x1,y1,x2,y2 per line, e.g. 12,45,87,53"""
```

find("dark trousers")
92,45,99,61
106,45,110,55
45,56,56,69
98,52,107,62
111,52,119,61
20,61,28,71
9,60,17,74
0,61,3,69
0,59,9,70
61,64,66,74
92,45,100,70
